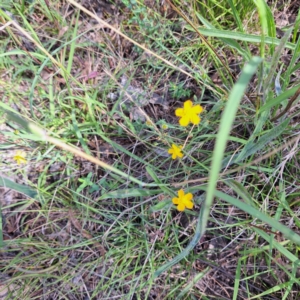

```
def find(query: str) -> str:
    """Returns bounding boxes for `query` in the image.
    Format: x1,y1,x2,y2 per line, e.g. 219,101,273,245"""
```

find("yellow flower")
168,144,183,159
172,189,194,211
13,150,27,165
175,100,203,127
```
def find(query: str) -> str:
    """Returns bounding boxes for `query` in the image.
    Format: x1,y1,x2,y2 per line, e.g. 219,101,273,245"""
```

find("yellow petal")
16,150,26,157
177,151,183,158
177,203,185,211
178,189,185,198
183,100,193,109
169,145,183,159
13,151,27,165
179,116,190,126
190,115,200,125
185,200,194,209
175,108,184,117
19,157,27,164
185,193,193,201
172,197,179,204
192,104,203,114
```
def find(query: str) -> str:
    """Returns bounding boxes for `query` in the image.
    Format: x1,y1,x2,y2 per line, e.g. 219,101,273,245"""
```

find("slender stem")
47,136,159,187
271,86,300,122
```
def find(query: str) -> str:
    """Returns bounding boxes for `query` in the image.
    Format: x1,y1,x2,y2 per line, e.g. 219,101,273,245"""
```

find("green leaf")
150,199,171,212
259,84,300,113
222,118,289,167
99,188,161,200
195,12,250,60
205,56,262,229
154,204,205,278
0,106,46,140
185,26,296,50
224,179,255,206
146,166,174,195
283,32,300,90
0,176,37,198
264,28,293,92
214,189,300,245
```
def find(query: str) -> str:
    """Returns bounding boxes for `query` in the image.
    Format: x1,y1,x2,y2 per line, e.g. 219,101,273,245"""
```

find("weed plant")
0,0,300,299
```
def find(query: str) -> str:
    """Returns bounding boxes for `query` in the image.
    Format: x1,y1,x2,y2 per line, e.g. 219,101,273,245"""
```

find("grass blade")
0,176,37,198
203,56,262,234
185,26,296,50
264,28,293,92
214,190,300,245
259,84,300,113
99,188,162,200
195,12,250,60
222,118,290,167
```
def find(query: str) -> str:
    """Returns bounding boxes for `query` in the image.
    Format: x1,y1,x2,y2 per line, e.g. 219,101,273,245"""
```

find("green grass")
0,0,300,299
